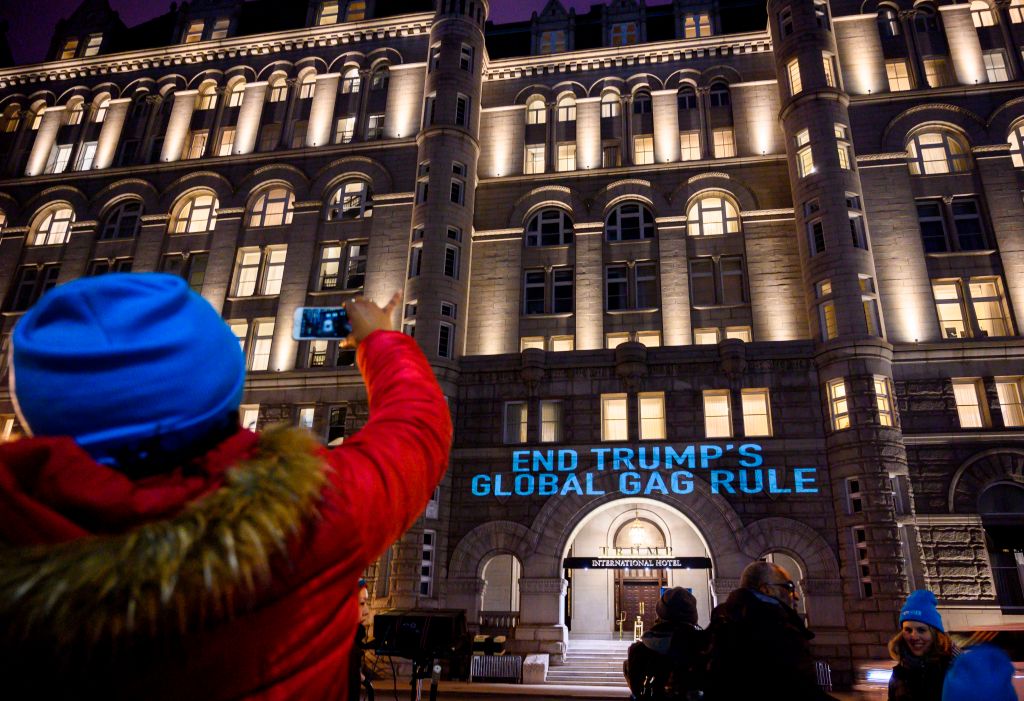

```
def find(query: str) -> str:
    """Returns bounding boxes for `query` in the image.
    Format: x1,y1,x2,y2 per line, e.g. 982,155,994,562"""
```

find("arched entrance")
562,498,714,638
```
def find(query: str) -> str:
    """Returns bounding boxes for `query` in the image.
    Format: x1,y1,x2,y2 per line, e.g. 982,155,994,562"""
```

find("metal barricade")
469,655,523,683
815,660,833,692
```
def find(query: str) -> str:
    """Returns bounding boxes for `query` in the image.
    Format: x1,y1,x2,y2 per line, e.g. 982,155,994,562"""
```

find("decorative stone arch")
948,449,1024,513
55,86,92,105
986,96,1024,139
447,521,536,625
155,74,189,94
0,191,20,225
859,0,902,15
187,69,227,90
700,65,743,87
90,179,161,221
256,61,298,82
586,76,626,98
665,69,702,91
295,56,330,75
312,155,394,202
513,84,553,106
159,172,233,212
625,73,664,93
89,82,122,101
239,164,312,203
239,178,302,223
881,104,987,152
325,52,368,74
121,77,158,97
741,517,842,583
0,93,28,110
592,178,667,218
366,47,404,69
670,173,759,213
508,184,587,228
222,66,258,84
22,185,88,224
551,81,588,100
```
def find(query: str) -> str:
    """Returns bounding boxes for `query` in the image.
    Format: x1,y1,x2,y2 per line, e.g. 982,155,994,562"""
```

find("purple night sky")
4,0,619,66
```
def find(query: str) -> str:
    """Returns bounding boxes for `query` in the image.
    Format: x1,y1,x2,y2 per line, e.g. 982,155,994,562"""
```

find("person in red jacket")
0,273,452,700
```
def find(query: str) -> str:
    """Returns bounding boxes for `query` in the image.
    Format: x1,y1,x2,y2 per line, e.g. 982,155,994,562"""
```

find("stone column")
511,577,568,662
574,222,604,350
833,15,889,95
159,89,198,163
93,98,131,170
978,154,1024,332
575,97,601,171
24,105,65,176
234,81,268,155
697,87,711,158
56,219,98,282
133,214,171,273
898,11,925,90
306,73,340,148
280,79,300,148
201,208,245,313
995,0,1024,79
271,202,321,371
651,89,680,164
658,217,690,345
447,577,486,627
940,4,987,85
384,64,426,140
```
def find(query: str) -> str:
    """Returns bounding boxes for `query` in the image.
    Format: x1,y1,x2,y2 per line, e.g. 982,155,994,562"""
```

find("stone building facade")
1,0,1023,685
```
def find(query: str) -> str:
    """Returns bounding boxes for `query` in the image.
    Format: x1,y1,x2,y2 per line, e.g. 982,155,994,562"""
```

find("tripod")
408,658,442,701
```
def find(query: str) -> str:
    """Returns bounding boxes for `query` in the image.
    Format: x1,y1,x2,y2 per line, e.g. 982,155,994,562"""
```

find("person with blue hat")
887,590,957,701
942,645,1017,701
0,273,452,700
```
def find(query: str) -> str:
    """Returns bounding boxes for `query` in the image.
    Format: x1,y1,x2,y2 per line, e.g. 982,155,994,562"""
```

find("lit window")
969,277,1013,337
520,337,545,351
327,180,372,220
268,78,288,103
210,17,230,39
240,404,259,430
557,143,576,172
932,280,969,338
540,30,566,54
370,66,389,91
66,102,84,126
299,73,316,99
636,331,661,347
886,61,912,91
639,392,666,440
996,378,1024,427
504,402,527,443
923,57,950,88
819,301,837,340
345,0,366,21
835,123,852,169
224,81,245,108
633,135,654,165
249,187,295,228
694,328,719,345
874,376,895,426
684,12,712,37
31,206,75,246
196,85,218,111
610,22,638,46
713,128,735,158
0,105,21,133
822,53,838,88
540,400,563,442
183,130,208,160
606,332,630,348
984,50,1009,82
602,92,620,118
525,144,545,174
335,115,356,144
419,530,434,597
525,208,573,247
75,141,97,171
60,38,79,60
788,58,802,96
602,394,628,441
680,131,701,161
318,1,339,25
341,68,361,94
1011,0,1024,22
170,193,218,234
972,0,997,26
687,196,740,237
93,97,109,123
1008,123,1024,167
557,95,576,122
704,390,732,438
366,113,384,140
100,200,143,240
250,321,276,371
606,202,655,241
827,378,850,430
317,245,342,290
298,406,316,428
796,128,814,177
908,130,971,175
216,127,236,156
952,378,987,428
742,389,772,436
527,98,546,125
725,326,752,342
183,20,205,44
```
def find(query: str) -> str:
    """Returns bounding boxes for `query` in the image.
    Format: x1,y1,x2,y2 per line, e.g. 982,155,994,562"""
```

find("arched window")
1011,0,1024,23
878,6,901,36
0,104,21,133
906,129,971,174
93,96,110,123
980,482,1024,514
526,96,546,125
913,6,940,32
65,99,84,126
226,79,246,108
1008,123,1024,167
31,205,75,246
687,195,740,236
268,76,288,103
709,82,731,107
605,202,655,241
170,192,219,234
196,84,218,111
0,209,6,233
556,94,576,122
28,101,46,130
601,91,620,118
298,72,317,100
481,554,522,616
971,0,998,26
370,65,389,91
249,187,295,227
632,91,652,114
341,67,361,94
677,86,698,111
326,180,372,220
100,200,143,240
525,208,573,246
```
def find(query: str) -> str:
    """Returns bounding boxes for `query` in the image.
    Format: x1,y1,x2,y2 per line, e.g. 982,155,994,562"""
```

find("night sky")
3,0,632,66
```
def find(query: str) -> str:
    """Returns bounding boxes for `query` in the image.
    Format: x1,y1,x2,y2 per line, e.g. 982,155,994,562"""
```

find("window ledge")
608,237,655,244
310,288,362,296
690,303,749,311
226,294,280,302
521,312,574,319
606,307,660,315
925,249,997,258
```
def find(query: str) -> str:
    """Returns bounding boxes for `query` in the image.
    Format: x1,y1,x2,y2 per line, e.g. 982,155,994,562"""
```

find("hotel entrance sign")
563,556,713,570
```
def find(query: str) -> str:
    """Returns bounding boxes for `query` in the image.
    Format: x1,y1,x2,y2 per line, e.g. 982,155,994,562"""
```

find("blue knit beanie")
11,273,245,464
942,645,1017,701
899,590,944,632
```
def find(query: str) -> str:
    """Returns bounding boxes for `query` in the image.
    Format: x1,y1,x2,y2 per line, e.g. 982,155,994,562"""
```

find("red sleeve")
319,330,452,571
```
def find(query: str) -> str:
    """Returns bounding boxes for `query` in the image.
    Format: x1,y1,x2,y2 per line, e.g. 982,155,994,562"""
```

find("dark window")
9,265,60,312
709,83,730,107
633,93,652,114
916,201,948,253
952,199,986,250
525,208,574,246
100,200,143,240
678,88,698,110
328,406,347,445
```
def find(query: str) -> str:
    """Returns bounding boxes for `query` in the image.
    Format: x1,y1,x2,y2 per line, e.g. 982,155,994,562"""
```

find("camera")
292,306,352,340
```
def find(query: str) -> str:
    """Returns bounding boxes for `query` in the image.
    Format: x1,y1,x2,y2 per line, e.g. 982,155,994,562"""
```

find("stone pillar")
24,105,64,176
478,106,525,178
995,0,1024,79
234,82,268,155
159,89,198,163
575,96,601,171
730,82,783,156
201,208,245,313
307,73,340,147
384,64,426,140
978,155,1024,332
511,577,568,663
696,87,711,158
447,576,486,627
133,214,171,273
270,203,321,371
658,217,691,345
834,15,889,95
56,220,98,282
93,98,131,170
940,5,987,85
898,12,925,90
651,89,680,164
574,222,604,350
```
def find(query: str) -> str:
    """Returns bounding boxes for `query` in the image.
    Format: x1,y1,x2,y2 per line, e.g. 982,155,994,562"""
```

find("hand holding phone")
293,307,352,340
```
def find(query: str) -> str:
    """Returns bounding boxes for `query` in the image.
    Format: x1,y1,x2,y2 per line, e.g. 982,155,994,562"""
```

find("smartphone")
292,306,352,340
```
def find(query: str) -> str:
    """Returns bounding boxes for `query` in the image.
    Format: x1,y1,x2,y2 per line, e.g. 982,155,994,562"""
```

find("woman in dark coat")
888,590,956,701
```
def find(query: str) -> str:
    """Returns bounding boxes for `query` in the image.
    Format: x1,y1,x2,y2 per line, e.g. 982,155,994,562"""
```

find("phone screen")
292,307,352,340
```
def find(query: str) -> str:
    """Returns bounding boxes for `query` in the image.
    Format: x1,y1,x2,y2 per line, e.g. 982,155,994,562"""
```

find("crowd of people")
624,563,1019,701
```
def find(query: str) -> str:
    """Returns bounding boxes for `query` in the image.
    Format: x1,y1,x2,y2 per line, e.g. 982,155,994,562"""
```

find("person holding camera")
0,273,452,700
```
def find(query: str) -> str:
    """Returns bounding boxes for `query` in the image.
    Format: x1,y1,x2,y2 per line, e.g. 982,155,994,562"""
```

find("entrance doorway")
614,516,667,634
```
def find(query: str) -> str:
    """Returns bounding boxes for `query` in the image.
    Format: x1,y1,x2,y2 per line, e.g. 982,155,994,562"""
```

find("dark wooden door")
619,580,661,635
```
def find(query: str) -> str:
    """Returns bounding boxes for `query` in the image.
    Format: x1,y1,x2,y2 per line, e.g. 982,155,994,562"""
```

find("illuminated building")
1,0,1023,686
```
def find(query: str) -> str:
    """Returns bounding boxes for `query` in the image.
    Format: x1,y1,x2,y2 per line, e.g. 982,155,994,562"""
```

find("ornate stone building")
1,0,1022,685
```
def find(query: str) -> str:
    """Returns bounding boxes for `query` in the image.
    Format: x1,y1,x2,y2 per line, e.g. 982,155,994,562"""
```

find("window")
970,278,1013,337
327,181,372,220
450,177,465,205
726,326,752,342
87,258,133,276
520,337,544,351
416,162,429,203
438,322,454,359
742,389,772,436
557,95,576,122
370,66,389,91
249,187,294,228
846,477,863,514
366,114,384,140
602,92,620,118
923,58,950,88
639,393,666,440
879,6,901,35
606,202,655,241
953,378,987,428
60,38,79,60
524,144,545,174
605,262,658,311
933,280,969,338
951,199,986,250
9,265,60,312
886,60,912,91
184,20,205,44
66,101,85,126
428,44,441,72
526,208,573,246
787,59,803,96
709,84,731,108
444,245,460,278
690,257,747,307
550,336,574,351
816,279,837,341
779,7,793,36
161,252,208,293
835,123,852,169
344,243,367,289
171,193,217,234
31,206,75,246
1012,0,1024,22
603,143,621,168
996,378,1024,427
610,22,638,46
704,390,732,438
447,226,463,243
1008,124,1024,167
815,0,831,29
540,30,566,54
94,97,109,123
238,404,260,431
0,106,21,133
680,131,701,161
633,135,654,165
317,245,342,290
848,195,868,249
853,527,873,598
327,406,347,445
233,246,287,297
861,275,883,336
184,130,208,160
712,128,735,158
408,244,422,278
341,68,361,94
972,1,997,27
100,201,143,240
249,321,276,371
504,402,527,443
540,400,563,442
75,141,97,171
917,200,948,252
455,94,470,128
683,12,712,37
807,218,825,256
796,128,814,177
335,115,356,144
230,320,248,353
874,376,895,426
984,50,1009,82
210,17,230,39
635,330,661,347
633,93,652,115
678,87,699,111
524,99,546,127
345,0,366,21
687,196,740,237
822,53,838,88
258,123,281,151
299,73,316,100
420,530,435,597
46,144,73,174
827,378,850,430
197,85,217,111
523,268,574,314
557,143,576,172
456,43,474,73
606,332,630,348
292,121,309,149
602,394,628,441
298,406,316,429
